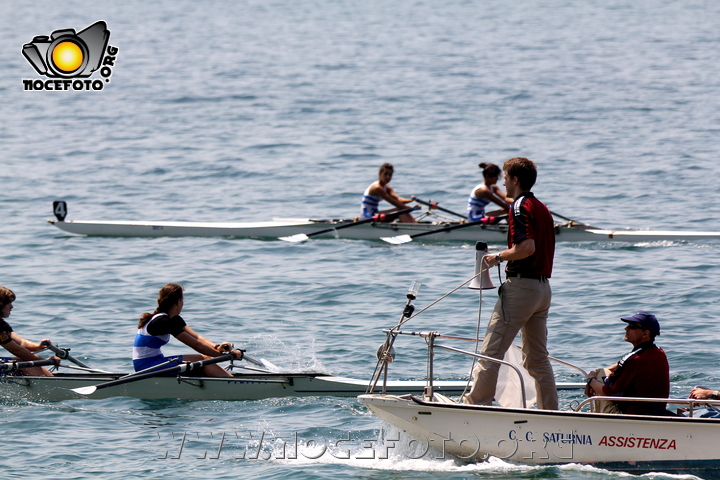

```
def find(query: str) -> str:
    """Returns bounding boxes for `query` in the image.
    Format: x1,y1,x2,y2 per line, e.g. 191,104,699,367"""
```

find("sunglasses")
625,323,645,330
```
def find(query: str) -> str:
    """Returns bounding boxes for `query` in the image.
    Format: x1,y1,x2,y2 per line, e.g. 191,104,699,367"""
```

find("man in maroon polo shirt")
585,312,670,415
463,157,558,410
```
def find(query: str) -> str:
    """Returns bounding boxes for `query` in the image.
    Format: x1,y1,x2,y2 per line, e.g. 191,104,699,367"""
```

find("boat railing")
371,329,532,408
374,329,588,405
574,395,720,417
385,330,588,376
431,343,528,408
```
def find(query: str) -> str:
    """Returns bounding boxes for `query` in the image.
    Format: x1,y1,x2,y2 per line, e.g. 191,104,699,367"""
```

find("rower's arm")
11,333,49,352
4,336,44,361
175,325,224,355
374,184,414,208
487,187,512,210
475,186,511,211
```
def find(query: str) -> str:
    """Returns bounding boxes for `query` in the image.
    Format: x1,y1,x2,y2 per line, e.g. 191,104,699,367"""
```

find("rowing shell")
0,371,583,402
47,218,720,243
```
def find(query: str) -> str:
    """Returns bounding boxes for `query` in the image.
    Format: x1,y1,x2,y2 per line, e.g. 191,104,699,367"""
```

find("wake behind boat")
48,201,720,243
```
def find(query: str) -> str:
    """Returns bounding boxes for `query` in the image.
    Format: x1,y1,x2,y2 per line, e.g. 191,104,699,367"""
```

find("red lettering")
598,436,676,450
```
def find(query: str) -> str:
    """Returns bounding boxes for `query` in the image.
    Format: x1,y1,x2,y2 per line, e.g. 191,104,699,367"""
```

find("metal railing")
574,395,720,417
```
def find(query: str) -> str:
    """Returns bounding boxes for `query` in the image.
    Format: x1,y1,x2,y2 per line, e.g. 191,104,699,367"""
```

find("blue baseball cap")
621,312,660,336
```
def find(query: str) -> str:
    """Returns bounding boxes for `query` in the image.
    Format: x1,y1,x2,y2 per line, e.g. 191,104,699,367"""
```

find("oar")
43,342,92,369
70,354,233,396
549,210,592,227
381,218,492,245
242,353,280,372
279,207,417,243
0,358,59,372
414,198,467,220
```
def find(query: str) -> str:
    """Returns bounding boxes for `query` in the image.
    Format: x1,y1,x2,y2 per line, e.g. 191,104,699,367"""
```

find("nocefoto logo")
22,20,119,91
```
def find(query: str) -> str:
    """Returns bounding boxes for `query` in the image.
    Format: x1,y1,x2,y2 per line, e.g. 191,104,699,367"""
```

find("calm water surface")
1,1,719,479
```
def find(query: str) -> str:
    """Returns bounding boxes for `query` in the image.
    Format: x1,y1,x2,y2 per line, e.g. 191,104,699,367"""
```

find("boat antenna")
367,255,497,394
367,280,422,394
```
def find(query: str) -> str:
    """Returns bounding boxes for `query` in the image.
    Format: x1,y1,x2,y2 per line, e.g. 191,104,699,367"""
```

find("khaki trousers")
464,276,558,410
588,367,621,414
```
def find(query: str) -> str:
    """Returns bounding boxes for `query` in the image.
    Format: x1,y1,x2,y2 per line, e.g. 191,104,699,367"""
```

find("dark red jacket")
602,342,670,415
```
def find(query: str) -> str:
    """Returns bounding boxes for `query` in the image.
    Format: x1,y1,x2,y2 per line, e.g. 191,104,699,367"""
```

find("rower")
361,163,417,223
0,286,60,377
467,162,512,222
132,283,244,377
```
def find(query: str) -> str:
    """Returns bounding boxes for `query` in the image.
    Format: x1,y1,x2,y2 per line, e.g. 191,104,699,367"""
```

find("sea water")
1,1,719,479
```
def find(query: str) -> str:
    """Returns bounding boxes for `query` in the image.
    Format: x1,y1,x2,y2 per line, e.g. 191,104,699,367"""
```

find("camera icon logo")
22,21,110,78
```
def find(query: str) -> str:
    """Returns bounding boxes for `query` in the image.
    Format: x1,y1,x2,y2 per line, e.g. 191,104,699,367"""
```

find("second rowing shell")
48,218,720,243
0,371,585,402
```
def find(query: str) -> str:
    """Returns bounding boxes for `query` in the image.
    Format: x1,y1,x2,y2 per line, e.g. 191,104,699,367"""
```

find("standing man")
463,157,558,410
585,312,669,415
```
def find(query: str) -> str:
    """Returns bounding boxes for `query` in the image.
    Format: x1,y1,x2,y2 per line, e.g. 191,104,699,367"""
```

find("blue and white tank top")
361,183,386,218
132,313,171,363
467,183,491,221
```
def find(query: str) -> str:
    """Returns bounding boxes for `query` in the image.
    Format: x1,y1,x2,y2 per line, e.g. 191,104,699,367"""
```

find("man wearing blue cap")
585,312,670,415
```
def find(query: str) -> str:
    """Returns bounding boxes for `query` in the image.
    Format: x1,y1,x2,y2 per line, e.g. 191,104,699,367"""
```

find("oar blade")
380,234,413,245
242,354,280,372
259,358,281,371
71,385,98,396
241,354,266,368
279,233,309,243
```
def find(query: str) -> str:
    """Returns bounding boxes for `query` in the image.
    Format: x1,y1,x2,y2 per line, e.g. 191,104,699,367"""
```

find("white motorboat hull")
359,394,720,475
48,218,720,243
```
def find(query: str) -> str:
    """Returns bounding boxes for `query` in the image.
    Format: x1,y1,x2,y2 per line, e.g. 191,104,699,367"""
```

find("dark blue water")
1,1,719,478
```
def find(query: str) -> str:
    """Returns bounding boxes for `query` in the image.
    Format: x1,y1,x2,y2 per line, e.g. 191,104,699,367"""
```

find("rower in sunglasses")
584,312,670,415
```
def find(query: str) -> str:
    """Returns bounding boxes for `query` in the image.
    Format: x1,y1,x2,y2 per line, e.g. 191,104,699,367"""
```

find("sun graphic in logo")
51,41,84,73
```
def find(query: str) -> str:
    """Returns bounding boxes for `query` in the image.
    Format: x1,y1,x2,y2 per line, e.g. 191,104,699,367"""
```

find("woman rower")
0,286,58,376
361,163,417,223
467,162,513,222
132,283,243,377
